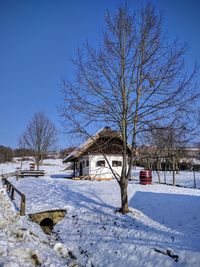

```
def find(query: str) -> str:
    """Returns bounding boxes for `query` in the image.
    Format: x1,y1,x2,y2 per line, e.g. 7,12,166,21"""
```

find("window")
96,160,105,167
82,161,85,168
112,161,122,167
86,160,89,167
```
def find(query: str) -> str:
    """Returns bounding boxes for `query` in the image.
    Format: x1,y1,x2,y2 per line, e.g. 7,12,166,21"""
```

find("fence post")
172,155,175,186
8,184,11,193
20,195,26,216
193,170,196,189
11,187,15,200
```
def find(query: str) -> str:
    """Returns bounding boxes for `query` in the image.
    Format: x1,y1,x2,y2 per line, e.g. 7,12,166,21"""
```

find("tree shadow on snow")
15,178,200,252
129,191,200,251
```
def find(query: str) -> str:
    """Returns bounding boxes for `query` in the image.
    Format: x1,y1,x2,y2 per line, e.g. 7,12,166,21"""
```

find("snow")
1,159,200,266
0,158,67,176
132,167,200,189
0,183,77,266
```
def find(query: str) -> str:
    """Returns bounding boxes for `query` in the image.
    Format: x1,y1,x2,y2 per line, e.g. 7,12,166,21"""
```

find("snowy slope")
7,175,200,267
0,182,78,267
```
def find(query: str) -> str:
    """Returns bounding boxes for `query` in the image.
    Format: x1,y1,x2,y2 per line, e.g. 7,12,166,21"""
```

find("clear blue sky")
0,0,199,149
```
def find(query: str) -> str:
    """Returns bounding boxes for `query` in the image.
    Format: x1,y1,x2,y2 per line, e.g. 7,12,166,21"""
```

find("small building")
63,127,130,180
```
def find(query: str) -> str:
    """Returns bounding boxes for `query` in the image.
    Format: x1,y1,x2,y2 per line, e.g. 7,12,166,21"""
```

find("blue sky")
0,0,199,149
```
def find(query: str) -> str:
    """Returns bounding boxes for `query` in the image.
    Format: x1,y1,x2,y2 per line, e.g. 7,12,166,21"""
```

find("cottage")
63,127,130,180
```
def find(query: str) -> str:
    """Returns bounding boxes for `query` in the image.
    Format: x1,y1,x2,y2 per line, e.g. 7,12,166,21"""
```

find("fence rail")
2,178,26,215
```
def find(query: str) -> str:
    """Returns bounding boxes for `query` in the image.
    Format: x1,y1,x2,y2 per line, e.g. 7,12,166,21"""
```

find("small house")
63,127,130,180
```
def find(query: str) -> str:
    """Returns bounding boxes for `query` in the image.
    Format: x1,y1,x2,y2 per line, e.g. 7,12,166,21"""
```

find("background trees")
60,4,199,213
0,146,13,163
19,112,57,170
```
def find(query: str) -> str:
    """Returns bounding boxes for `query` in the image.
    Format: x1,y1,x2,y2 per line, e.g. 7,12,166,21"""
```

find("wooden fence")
2,178,26,215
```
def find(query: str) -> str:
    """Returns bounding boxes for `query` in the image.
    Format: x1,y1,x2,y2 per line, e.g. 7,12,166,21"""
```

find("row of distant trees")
0,146,34,163
0,145,74,164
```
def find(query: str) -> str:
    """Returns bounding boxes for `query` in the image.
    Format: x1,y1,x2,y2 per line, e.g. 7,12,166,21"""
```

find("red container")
140,170,152,185
30,163,35,171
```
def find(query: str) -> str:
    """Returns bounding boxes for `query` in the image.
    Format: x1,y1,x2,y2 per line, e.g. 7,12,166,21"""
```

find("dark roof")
63,127,123,163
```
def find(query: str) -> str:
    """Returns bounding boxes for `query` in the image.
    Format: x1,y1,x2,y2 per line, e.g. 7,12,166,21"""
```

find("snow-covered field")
132,168,200,189
0,158,66,176
1,159,200,266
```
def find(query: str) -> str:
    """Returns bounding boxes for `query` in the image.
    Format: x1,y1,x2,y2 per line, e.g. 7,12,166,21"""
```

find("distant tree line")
0,144,76,164
0,146,14,163
59,146,76,159
0,146,35,163
14,148,35,157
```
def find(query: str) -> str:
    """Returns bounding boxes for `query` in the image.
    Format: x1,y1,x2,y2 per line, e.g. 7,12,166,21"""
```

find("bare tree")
20,112,57,170
60,4,199,213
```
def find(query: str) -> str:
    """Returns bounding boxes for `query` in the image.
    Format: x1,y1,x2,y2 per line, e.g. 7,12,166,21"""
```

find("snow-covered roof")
63,127,121,163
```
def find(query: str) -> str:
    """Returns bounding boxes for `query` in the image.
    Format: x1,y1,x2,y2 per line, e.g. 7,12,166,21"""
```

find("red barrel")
30,163,35,171
140,170,152,185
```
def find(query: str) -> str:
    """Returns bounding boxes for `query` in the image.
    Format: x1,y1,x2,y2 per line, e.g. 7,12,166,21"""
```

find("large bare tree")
60,4,199,213
20,112,57,170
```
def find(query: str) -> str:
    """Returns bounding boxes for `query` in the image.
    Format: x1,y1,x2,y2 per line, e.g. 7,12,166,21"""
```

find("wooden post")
11,187,15,200
164,171,166,184
20,195,26,216
8,184,11,193
172,155,175,186
73,161,76,178
193,170,196,189
156,158,161,183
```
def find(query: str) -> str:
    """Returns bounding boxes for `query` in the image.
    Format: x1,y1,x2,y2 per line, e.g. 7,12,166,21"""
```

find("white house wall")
89,154,125,179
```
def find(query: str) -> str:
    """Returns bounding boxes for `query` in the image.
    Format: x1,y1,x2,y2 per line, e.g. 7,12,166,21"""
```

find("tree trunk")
156,171,161,183
119,180,129,214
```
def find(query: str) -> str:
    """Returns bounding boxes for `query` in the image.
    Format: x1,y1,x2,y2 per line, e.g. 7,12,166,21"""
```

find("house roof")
63,127,123,163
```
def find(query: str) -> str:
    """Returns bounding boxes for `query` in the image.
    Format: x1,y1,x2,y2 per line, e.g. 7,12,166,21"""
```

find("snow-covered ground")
0,158,66,175
0,183,77,266
6,176,200,266
1,158,200,189
1,159,200,266
132,168,200,189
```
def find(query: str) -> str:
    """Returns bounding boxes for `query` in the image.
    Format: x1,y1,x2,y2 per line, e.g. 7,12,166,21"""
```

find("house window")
82,161,85,168
96,160,105,167
112,161,122,167
86,160,89,167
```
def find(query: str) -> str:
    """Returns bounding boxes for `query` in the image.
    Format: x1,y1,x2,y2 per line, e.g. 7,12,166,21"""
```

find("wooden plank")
18,170,45,177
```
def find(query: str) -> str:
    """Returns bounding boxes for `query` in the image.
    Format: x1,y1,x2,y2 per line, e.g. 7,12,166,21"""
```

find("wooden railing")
2,178,26,215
